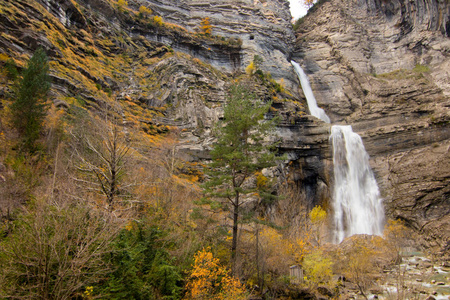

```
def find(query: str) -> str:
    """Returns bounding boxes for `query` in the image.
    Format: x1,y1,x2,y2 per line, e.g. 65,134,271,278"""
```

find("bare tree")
70,113,130,210
0,198,122,299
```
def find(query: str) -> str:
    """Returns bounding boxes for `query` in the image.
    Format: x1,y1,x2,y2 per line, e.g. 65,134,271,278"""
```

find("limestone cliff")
293,0,450,251
145,0,298,89
0,0,449,253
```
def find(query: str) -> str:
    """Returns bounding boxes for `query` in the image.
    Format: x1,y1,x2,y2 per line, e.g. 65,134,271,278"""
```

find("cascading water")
291,61,385,243
330,126,385,243
291,61,331,123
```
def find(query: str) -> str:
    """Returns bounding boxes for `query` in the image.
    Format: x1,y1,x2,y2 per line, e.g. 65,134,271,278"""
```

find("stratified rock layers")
0,0,448,252
293,0,449,251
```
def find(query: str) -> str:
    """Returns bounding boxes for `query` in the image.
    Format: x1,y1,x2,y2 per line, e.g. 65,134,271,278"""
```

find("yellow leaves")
286,231,313,264
83,286,93,299
383,218,410,256
384,219,407,241
184,248,246,300
138,5,152,17
0,53,9,62
255,171,268,189
117,0,127,9
302,250,334,287
279,78,285,90
45,103,65,132
124,221,133,231
152,15,163,26
309,205,326,225
245,61,255,75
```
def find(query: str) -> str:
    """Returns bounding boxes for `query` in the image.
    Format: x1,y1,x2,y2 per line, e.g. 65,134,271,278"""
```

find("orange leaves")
199,17,213,35
285,227,314,265
184,248,246,300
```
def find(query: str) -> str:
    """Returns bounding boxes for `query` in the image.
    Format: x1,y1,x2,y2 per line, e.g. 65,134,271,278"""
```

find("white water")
291,61,331,123
330,126,385,242
291,61,385,243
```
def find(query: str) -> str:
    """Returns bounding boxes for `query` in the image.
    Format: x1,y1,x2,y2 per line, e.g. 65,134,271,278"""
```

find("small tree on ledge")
200,17,213,35
203,84,280,275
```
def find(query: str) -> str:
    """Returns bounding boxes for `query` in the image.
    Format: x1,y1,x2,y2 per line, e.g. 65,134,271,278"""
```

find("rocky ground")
364,255,450,300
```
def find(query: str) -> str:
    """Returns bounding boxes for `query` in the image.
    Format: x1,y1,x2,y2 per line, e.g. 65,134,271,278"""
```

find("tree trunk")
231,191,239,276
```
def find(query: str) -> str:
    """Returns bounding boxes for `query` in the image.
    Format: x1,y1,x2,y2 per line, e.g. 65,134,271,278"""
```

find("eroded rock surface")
293,0,450,250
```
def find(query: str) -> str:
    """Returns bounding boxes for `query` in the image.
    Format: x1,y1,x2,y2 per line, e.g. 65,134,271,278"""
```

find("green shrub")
413,64,430,73
95,222,182,299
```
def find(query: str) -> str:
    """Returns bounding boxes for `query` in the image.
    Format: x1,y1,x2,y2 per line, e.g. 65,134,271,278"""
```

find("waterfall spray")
291,61,385,243
330,126,385,243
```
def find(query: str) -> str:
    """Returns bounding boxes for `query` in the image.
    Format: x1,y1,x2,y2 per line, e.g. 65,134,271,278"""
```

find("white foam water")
291,61,385,243
330,125,385,242
291,61,331,123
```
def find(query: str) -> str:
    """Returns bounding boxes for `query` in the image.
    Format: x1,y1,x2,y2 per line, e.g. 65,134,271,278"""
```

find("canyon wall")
293,0,450,251
0,0,448,252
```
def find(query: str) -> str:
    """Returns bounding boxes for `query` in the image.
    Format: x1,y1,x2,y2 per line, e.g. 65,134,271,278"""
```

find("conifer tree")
203,84,279,275
11,47,50,152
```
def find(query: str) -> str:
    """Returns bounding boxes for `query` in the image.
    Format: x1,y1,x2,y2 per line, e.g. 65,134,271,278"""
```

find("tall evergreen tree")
203,84,280,275
11,47,50,152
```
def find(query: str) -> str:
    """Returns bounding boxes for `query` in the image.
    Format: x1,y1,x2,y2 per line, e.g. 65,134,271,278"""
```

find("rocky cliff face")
147,0,298,90
1,0,448,252
293,0,450,251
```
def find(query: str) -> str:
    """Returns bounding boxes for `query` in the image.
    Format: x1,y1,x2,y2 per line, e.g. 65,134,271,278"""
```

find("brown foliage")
0,198,123,299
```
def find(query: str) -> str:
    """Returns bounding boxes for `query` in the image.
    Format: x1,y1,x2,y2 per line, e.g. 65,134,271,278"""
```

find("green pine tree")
11,47,51,152
203,84,280,275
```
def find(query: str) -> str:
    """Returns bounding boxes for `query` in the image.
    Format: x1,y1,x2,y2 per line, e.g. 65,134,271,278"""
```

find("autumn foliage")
138,5,152,18
184,248,247,300
200,17,213,35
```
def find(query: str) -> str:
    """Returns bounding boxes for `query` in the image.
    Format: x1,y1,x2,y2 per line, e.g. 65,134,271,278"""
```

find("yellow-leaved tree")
184,248,247,300
117,0,127,10
302,250,334,288
309,205,327,246
138,5,152,18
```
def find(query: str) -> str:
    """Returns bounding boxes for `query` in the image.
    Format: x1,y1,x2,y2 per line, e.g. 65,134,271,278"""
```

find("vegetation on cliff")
0,0,448,299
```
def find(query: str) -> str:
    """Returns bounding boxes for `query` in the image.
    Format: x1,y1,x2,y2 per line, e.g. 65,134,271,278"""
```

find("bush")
94,221,182,299
184,248,247,299
0,200,120,299
302,250,334,287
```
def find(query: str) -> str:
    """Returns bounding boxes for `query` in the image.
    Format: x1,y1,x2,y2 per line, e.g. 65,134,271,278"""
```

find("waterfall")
291,61,331,123
330,126,385,243
291,61,385,243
